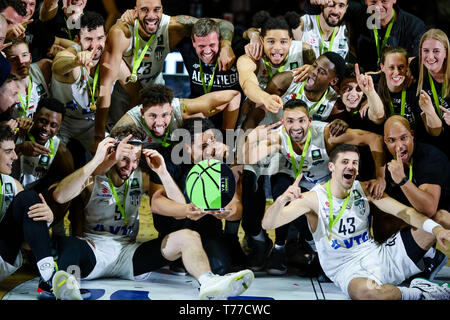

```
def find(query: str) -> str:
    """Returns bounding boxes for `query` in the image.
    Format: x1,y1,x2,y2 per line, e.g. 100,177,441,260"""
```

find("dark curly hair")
140,84,174,109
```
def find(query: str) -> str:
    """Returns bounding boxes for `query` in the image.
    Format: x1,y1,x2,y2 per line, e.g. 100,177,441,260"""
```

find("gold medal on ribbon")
89,103,97,112
127,74,138,83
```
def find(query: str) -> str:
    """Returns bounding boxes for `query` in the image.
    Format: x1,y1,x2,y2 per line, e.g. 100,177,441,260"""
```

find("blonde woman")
411,29,450,157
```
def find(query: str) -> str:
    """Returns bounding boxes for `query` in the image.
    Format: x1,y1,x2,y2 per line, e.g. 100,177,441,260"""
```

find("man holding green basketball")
51,124,254,300
149,117,247,275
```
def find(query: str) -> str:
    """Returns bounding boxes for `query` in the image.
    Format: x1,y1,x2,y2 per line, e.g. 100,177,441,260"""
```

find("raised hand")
387,148,406,185
143,148,167,174
280,173,303,203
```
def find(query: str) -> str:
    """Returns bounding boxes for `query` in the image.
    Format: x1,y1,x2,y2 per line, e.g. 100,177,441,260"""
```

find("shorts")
58,116,95,152
331,230,422,297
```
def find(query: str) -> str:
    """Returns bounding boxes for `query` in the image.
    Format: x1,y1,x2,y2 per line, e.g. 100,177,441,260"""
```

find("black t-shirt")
410,57,450,158
385,141,450,211
176,37,242,99
41,6,80,43
346,4,426,72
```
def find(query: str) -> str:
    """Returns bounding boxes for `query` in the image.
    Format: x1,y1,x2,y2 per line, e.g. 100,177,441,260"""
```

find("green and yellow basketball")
185,159,236,209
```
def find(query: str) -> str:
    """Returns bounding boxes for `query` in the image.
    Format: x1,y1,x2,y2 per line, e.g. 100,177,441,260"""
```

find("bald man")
373,115,450,280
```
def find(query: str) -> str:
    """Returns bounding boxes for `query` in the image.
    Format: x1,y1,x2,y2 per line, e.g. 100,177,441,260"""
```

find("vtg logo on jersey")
330,231,369,250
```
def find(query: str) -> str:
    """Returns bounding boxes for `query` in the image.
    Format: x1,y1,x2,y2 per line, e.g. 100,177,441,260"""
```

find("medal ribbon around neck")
129,19,156,82
372,8,396,64
140,117,171,147
17,77,32,117
286,127,312,178
199,58,218,94
295,82,329,114
28,133,55,159
428,72,446,118
316,14,338,55
326,180,351,240
264,56,287,79
388,87,406,116
85,64,100,111
107,172,130,226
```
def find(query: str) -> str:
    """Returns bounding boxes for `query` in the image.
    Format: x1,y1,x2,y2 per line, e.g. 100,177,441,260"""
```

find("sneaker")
199,269,254,300
266,248,287,275
38,274,91,300
246,235,273,271
410,278,450,300
422,250,448,280
52,271,83,300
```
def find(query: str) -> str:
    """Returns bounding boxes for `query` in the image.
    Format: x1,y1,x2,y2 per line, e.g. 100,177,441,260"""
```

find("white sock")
252,230,265,242
198,272,215,285
424,247,436,259
37,257,55,282
274,244,285,250
399,286,422,300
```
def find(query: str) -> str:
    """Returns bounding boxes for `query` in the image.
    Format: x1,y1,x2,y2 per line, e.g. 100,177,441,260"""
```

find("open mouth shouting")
143,18,159,33
342,171,356,184
289,128,305,142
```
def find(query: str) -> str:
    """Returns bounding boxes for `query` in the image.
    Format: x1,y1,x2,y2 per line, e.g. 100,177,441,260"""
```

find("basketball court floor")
1,196,449,301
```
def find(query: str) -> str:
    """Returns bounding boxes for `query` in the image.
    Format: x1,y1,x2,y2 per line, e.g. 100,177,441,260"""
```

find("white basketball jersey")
282,81,338,121
277,121,331,190
13,136,60,189
13,63,49,119
256,40,305,90
301,14,349,59
311,181,376,281
126,98,183,148
51,45,96,121
0,174,19,223
123,15,171,87
84,169,143,242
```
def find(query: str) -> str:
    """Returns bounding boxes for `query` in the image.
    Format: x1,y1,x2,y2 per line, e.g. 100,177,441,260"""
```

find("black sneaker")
422,250,448,280
246,235,273,271
266,248,287,275
37,274,92,300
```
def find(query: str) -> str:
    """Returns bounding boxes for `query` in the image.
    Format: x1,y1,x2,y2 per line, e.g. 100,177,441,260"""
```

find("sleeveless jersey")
0,174,19,223
84,168,143,242
123,15,171,87
51,45,96,121
256,40,305,91
126,99,183,148
278,121,331,190
13,135,60,189
300,14,349,59
282,81,338,121
311,181,376,281
13,63,49,119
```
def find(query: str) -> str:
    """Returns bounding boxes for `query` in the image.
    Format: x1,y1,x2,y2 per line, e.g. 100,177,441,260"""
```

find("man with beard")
243,99,386,274
262,143,450,300
298,0,350,59
280,52,346,121
0,57,20,123
93,0,235,153
51,11,126,155
12,98,75,236
3,38,51,119
51,125,254,300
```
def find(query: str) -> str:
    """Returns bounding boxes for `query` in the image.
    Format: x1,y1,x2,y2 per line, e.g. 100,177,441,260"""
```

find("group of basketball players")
0,0,449,300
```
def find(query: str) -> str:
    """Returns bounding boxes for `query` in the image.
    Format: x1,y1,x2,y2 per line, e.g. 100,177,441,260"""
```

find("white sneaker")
410,278,450,300
52,271,83,300
199,269,254,300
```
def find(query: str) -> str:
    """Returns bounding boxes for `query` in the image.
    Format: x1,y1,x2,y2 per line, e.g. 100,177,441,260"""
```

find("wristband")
423,219,440,234
397,176,408,187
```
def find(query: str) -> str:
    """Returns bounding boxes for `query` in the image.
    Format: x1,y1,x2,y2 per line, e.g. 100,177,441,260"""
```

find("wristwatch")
397,176,409,187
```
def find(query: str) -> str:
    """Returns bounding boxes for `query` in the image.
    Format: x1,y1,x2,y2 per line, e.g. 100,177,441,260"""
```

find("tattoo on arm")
175,15,198,27
217,20,234,41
